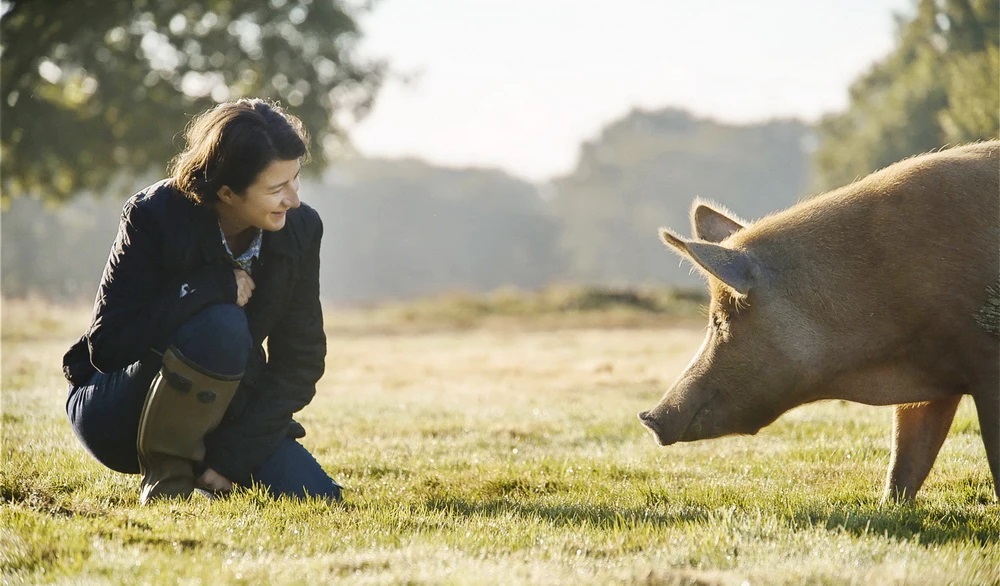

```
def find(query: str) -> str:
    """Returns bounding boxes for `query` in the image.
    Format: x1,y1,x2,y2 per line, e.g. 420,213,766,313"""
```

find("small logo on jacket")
179,283,195,298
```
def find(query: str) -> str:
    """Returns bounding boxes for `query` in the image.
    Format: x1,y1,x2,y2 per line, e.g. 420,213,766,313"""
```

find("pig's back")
738,141,998,345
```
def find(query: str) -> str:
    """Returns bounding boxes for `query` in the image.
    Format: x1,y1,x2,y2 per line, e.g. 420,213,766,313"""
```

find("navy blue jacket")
62,180,326,483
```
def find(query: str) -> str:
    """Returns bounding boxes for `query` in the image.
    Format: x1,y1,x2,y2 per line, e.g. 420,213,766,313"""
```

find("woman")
62,98,342,504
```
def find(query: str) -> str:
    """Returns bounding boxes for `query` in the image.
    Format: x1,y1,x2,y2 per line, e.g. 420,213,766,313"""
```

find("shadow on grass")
425,496,709,530
424,492,998,547
1,482,106,518
787,503,1000,546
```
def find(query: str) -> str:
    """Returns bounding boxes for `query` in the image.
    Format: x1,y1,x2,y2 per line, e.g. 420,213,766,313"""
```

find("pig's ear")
659,228,754,295
691,201,745,243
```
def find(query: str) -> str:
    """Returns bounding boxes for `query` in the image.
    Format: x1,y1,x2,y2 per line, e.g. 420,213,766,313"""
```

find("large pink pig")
639,141,999,502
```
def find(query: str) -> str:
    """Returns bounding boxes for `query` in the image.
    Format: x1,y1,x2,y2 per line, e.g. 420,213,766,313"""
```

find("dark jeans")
66,304,341,500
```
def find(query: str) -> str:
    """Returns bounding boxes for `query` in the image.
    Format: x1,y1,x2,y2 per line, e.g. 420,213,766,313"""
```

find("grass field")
2,293,998,585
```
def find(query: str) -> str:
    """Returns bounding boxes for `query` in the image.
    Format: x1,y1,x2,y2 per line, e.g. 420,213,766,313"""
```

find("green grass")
2,294,998,585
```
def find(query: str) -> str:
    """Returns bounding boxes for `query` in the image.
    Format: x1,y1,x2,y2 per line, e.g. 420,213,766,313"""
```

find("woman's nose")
284,186,300,209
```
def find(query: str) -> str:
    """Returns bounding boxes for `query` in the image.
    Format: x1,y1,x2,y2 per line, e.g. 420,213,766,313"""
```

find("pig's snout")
638,409,678,446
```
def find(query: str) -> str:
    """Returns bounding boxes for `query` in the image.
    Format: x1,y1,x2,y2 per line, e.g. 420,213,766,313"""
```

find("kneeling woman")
62,98,341,504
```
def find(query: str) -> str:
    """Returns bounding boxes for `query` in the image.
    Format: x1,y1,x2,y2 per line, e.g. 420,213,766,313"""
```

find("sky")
348,0,915,183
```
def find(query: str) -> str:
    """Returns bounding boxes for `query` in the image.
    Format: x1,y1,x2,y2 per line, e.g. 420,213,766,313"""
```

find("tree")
550,108,812,287
314,159,565,303
1,160,566,302
813,0,999,190
1,0,383,203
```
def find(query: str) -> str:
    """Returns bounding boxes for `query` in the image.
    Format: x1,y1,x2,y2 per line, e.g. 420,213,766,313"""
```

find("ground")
2,295,997,585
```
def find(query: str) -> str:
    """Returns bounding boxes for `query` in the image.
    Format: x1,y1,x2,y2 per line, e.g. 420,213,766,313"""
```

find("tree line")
0,109,813,302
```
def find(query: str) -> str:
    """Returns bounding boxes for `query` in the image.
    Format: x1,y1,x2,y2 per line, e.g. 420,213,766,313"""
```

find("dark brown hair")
169,98,309,204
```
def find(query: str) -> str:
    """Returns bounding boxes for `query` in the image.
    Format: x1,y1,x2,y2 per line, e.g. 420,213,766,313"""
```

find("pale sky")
349,0,914,182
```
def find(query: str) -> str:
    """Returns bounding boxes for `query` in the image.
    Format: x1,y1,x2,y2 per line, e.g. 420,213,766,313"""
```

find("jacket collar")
261,221,295,260
191,200,296,263
192,201,230,264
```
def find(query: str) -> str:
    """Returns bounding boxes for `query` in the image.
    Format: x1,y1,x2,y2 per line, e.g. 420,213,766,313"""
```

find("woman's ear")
217,185,235,204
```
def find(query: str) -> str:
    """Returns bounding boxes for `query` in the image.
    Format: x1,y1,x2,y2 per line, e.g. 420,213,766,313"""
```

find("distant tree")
1,0,383,203
1,160,567,301
550,108,812,287
814,0,999,189
314,159,565,303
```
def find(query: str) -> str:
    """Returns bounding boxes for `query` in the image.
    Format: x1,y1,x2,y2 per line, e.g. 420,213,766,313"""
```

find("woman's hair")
169,98,310,204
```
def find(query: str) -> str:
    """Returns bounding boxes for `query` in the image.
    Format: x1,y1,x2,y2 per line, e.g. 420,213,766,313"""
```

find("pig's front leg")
882,396,962,503
972,391,1000,501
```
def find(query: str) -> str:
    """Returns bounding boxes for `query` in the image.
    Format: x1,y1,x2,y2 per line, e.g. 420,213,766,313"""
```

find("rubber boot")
137,346,241,505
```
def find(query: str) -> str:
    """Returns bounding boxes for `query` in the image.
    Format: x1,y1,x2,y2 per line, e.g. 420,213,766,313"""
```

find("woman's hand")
234,269,255,307
196,467,234,492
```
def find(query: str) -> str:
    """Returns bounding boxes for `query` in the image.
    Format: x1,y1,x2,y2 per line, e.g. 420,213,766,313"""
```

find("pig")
638,141,999,502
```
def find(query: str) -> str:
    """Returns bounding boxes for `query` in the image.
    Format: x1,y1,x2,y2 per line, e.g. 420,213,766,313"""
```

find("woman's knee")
66,383,142,474
251,439,342,500
171,304,251,376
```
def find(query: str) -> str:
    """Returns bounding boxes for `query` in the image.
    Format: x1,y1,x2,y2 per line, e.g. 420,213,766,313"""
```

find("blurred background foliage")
813,0,998,188
1,0,997,304
1,0,383,202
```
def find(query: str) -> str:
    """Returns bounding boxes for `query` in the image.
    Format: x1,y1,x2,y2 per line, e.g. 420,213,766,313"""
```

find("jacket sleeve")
203,216,326,484
86,198,238,373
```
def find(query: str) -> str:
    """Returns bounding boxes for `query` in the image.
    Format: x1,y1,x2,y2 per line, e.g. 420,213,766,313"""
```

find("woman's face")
216,158,302,234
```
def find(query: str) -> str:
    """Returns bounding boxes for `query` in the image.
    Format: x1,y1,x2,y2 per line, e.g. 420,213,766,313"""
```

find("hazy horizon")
349,0,914,182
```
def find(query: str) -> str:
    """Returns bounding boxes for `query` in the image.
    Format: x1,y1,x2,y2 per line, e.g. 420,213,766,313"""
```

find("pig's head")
638,201,824,446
